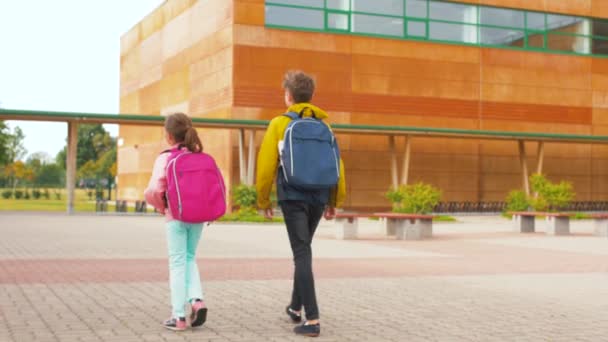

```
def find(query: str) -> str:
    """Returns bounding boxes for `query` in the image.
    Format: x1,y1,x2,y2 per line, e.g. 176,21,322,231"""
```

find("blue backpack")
279,111,340,190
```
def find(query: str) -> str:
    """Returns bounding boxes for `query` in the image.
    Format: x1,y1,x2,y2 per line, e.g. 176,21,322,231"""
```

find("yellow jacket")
256,103,346,209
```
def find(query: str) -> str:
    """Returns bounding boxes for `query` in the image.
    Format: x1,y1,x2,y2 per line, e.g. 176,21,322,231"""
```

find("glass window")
480,27,524,46
352,0,403,16
429,1,477,24
406,0,427,18
430,22,478,43
526,12,545,30
267,0,324,8
327,0,349,11
593,37,608,55
479,7,524,29
407,20,426,38
547,34,590,54
265,6,325,29
592,19,608,38
547,14,588,35
352,14,404,37
328,12,349,30
527,32,545,48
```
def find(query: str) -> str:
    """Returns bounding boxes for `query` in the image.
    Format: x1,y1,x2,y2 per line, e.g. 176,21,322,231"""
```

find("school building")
118,0,608,210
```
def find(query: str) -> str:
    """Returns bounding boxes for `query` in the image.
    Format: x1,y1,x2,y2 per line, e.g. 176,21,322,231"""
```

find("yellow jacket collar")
286,103,329,120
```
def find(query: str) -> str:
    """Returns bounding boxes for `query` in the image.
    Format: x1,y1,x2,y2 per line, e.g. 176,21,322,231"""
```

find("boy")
256,70,346,337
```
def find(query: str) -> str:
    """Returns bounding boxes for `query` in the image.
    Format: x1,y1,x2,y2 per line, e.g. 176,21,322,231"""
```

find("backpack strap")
160,144,186,155
284,108,319,120
284,111,300,120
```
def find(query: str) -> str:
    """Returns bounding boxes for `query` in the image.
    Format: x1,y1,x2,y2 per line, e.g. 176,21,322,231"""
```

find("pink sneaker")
162,317,187,331
190,300,208,328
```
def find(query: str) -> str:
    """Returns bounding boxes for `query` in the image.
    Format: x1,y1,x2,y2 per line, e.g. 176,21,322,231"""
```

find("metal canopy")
2,108,608,144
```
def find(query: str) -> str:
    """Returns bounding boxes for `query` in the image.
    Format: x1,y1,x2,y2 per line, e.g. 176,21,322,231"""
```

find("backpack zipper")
288,120,323,177
169,152,190,219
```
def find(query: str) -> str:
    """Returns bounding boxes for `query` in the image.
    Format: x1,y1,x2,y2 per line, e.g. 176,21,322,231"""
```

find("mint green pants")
166,220,204,317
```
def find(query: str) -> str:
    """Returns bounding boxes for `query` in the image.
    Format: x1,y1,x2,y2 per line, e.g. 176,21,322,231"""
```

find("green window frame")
264,0,608,58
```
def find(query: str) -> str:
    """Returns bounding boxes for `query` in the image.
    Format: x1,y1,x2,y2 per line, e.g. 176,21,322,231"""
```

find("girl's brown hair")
164,113,203,153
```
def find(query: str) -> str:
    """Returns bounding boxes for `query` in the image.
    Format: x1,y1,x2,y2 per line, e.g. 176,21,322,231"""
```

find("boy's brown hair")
282,70,315,103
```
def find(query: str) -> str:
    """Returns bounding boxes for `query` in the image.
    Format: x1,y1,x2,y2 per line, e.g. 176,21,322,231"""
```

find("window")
267,0,323,8
327,0,349,11
479,7,524,29
430,22,477,43
264,0,608,57
352,14,404,37
429,1,476,24
328,12,349,31
352,0,403,16
481,27,524,46
265,6,324,30
407,20,426,38
526,12,546,30
593,19,608,38
406,0,427,18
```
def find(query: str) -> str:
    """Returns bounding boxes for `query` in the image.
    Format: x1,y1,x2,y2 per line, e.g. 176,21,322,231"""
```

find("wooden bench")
589,214,608,237
375,212,434,240
510,212,572,235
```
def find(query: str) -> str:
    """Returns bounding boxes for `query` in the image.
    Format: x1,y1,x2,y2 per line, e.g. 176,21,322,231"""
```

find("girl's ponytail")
184,126,203,153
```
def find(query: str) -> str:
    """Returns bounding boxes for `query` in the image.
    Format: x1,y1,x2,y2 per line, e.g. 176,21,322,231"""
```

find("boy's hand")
263,208,274,220
324,207,336,220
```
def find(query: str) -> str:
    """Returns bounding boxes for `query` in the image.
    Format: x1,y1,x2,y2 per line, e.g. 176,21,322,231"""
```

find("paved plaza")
0,213,607,341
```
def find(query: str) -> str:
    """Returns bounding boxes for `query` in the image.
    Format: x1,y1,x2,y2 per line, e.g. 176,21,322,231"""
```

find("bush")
504,174,575,213
233,184,257,208
87,191,94,200
32,189,41,199
24,191,30,200
505,190,529,212
54,191,62,200
386,182,442,214
1,190,12,199
530,174,574,211
14,190,24,199
43,189,50,200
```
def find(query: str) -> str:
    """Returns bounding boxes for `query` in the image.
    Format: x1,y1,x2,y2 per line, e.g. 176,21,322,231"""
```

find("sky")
0,0,164,160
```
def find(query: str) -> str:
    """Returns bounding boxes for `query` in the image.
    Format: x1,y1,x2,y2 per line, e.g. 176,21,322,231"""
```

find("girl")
144,112,208,331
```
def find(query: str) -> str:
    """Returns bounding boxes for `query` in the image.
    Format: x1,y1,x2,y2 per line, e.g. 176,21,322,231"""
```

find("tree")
3,160,33,190
36,163,64,187
0,121,9,166
6,126,26,163
57,124,117,200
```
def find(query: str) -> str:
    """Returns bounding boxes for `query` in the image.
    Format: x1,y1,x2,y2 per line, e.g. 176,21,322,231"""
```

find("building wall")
233,0,608,209
120,0,608,210
118,0,234,201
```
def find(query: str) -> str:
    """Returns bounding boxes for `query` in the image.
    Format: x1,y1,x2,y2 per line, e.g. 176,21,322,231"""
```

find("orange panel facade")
119,0,608,210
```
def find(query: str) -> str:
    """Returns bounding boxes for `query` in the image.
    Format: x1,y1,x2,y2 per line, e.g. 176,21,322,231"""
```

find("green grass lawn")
0,199,116,212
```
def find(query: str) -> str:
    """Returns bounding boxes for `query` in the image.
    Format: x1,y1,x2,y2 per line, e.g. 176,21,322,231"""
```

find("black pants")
280,201,325,321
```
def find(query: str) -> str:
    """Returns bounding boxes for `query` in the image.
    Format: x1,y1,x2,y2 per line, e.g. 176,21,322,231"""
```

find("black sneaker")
285,306,302,323
162,317,187,331
294,321,320,337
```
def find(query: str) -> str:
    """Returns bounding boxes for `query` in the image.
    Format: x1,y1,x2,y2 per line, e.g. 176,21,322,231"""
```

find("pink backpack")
165,148,226,223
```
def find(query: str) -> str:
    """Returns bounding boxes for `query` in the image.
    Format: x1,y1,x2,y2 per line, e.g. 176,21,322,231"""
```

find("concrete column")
518,141,530,196
513,215,535,233
594,219,608,237
246,130,255,185
536,142,545,174
238,129,246,184
401,135,411,185
389,136,398,189
545,216,570,236
335,217,358,240
66,121,78,214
